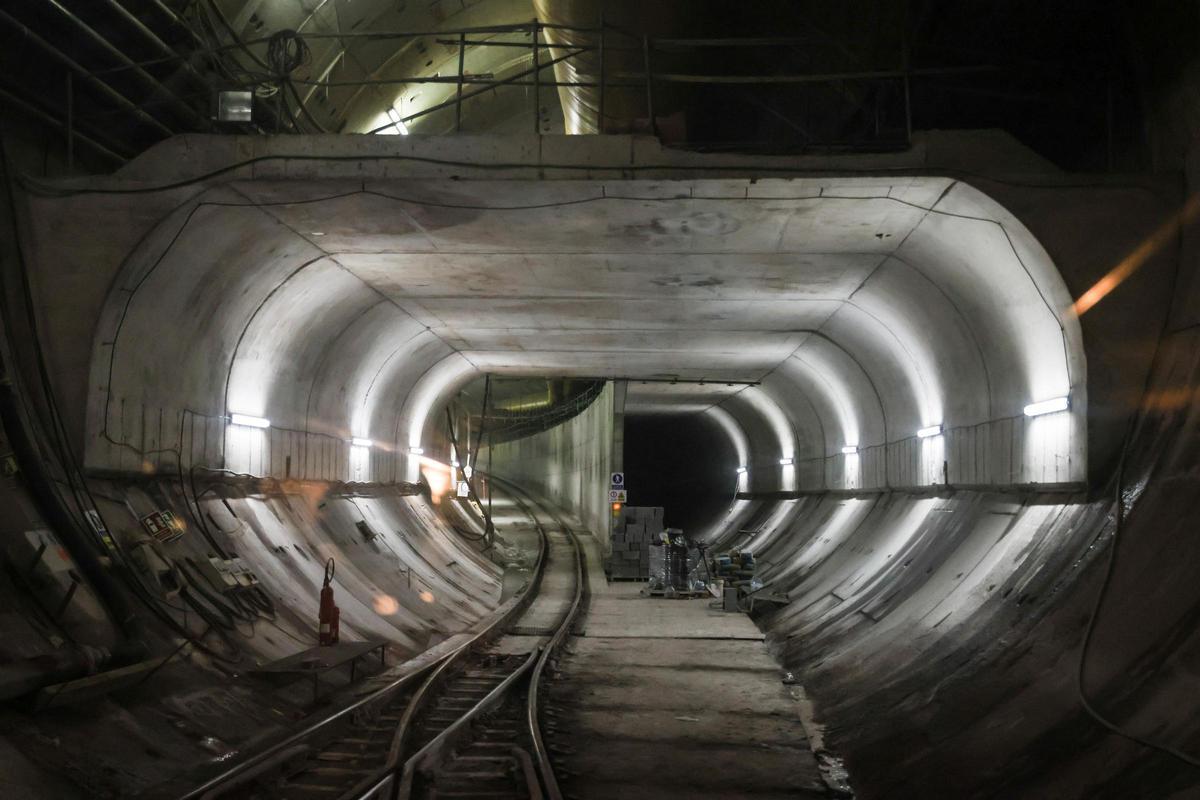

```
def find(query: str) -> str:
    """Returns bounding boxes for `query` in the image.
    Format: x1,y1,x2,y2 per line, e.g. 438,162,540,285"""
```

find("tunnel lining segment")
56,139,1084,492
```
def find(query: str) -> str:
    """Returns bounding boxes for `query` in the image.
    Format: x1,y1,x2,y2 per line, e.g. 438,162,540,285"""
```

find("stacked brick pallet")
608,505,664,580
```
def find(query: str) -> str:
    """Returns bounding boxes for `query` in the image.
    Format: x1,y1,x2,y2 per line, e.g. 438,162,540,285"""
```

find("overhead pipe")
0,85,129,164
0,8,176,137
100,0,213,91
38,0,210,130
146,0,205,47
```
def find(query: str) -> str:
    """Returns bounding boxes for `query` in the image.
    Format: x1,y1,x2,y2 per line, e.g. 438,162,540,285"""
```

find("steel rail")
525,512,587,800
391,651,540,799
175,518,549,800
353,485,583,800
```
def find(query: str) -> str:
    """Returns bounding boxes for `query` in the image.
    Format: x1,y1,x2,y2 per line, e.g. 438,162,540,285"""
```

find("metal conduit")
0,8,177,137
39,0,209,130
99,0,212,90
0,86,128,163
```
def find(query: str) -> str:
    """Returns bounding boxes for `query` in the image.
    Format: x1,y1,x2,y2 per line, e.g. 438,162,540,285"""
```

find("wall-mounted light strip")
230,413,270,429
351,437,373,448
778,457,793,466
917,424,943,438
735,465,748,475
409,447,424,455
1023,396,1070,417
841,445,858,455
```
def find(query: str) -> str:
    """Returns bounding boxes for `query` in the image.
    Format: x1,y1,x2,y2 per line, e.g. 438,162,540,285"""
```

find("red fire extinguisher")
318,557,340,646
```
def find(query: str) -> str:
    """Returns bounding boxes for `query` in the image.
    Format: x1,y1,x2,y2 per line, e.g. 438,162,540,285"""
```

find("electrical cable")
16,149,1167,199
1074,162,1200,770
1075,441,1200,769
0,150,249,667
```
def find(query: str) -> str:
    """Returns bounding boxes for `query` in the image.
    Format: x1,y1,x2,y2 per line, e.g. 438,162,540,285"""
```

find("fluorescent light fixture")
216,90,252,122
463,465,473,478
351,437,372,448
917,424,943,439
735,466,748,475
778,457,793,466
229,413,270,429
409,447,424,455
450,459,460,468
386,107,409,134
1023,396,1070,417
841,445,858,455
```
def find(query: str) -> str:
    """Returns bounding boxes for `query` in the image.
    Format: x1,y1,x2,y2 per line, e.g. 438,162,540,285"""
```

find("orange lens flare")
373,594,399,615
1072,194,1200,317
419,457,452,504
419,590,435,603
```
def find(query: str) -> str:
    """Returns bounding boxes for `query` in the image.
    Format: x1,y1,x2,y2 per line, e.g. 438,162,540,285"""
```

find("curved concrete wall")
702,327,1200,797
39,139,1096,504
9,132,1186,797
482,382,614,549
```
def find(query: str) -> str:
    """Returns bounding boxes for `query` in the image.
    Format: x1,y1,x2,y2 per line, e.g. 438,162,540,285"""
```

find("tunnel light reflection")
917,424,943,439
351,437,373,448
409,447,425,455
385,108,409,135
779,457,793,466
1023,396,1070,417
735,465,748,474
230,413,270,429
841,445,858,455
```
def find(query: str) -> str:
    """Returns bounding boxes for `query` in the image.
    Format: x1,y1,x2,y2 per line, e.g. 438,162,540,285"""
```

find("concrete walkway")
548,567,832,799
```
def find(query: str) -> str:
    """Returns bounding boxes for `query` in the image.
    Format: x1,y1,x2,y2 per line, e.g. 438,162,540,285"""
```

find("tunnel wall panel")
483,383,614,549
721,327,1200,797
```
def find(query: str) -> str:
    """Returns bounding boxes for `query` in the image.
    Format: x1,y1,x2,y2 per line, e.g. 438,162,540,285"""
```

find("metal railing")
0,7,951,158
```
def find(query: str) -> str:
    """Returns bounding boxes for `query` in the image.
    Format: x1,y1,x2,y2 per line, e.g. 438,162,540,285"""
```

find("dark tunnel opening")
623,413,738,535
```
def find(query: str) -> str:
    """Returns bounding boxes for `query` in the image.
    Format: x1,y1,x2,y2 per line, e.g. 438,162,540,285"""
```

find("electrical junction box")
228,557,259,587
193,555,239,591
23,529,73,574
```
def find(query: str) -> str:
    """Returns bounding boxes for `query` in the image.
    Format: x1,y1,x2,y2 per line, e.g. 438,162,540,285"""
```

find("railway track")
177,487,586,800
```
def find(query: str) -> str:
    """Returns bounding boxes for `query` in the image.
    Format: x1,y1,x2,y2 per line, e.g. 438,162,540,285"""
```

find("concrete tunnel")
0,2,1199,799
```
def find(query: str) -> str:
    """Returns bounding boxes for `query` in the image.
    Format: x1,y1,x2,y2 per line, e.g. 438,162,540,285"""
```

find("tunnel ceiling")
64,141,1085,495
